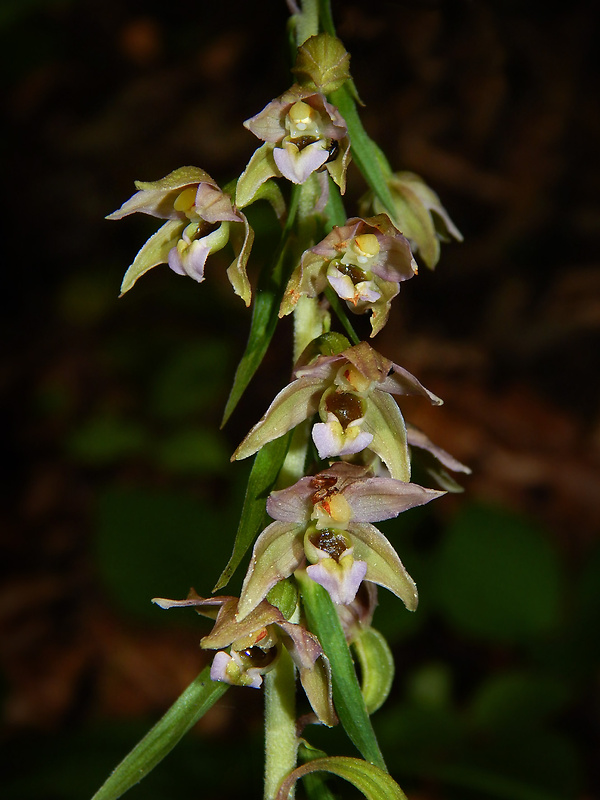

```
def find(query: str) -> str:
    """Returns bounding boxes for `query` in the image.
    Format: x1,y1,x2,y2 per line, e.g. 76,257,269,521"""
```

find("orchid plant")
92,3,465,800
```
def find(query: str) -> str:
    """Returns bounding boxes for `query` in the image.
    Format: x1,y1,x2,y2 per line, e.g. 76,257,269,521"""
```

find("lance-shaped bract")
236,462,443,621
107,166,254,304
232,340,442,481
281,214,417,337
152,591,336,727
236,84,351,209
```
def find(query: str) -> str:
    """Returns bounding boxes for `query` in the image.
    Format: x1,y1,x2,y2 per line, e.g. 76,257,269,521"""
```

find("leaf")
214,431,292,591
352,627,395,714
221,186,302,426
328,86,397,222
297,572,387,771
90,665,228,800
276,756,407,800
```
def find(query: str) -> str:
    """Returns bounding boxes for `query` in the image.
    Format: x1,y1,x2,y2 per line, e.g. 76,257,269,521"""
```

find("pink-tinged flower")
107,166,254,304
152,591,336,726
235,85,351,209
236,462,443,620
233,340,442,481
281,215,418,336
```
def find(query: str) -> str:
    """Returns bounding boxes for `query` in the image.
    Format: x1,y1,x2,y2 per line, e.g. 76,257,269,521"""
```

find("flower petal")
407,424,471,474
195,183,241,223
362,391,410,481
236,143,279,209
227,213,254,306
349,522,418,611
120,219,185,295
237,522,306,622
273,141,329,184
232,375,327,461
107,166,215,220
343,477,444,522
168,237,210,282
267,477,314,522
306,557,367,605
376,363,443,405
312,416,373,458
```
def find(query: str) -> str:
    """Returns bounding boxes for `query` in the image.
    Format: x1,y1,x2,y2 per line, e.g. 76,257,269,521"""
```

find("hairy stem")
295,0,319,45
264,647,298,800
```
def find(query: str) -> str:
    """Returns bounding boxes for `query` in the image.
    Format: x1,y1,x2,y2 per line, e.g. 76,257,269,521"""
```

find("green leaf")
214,432,292,591
328,86,397,221
297,572,386,771
91,666,228,800
221,187,301,426
352,627,395,714
276,756,407,800
318,1,398,225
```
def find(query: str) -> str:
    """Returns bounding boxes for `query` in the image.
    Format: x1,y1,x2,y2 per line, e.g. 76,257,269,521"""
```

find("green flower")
233,340,442,482
280,215,417,336
107,166,254,304
237,462,443,620
153,591,336,726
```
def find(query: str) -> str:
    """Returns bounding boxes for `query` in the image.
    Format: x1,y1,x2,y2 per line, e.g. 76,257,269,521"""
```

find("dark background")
2,1,600,798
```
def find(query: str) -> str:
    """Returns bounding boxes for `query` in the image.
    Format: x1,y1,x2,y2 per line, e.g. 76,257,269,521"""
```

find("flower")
232,340,442,481
236,462,443,619
280,215,418,336
107,166,254,304
360,171,462,270
235,85,351,209
152,591,336,726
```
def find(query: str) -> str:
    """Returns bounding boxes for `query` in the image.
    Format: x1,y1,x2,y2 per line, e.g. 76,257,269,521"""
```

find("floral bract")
107,166,254,304
281,214,417,336
236,462,443,620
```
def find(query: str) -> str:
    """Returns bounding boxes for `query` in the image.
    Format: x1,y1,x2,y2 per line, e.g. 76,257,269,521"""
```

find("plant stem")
264,647,298,800
296,0,319,45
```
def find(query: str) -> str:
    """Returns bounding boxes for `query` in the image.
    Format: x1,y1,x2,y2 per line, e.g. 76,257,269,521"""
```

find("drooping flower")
107,166,254,304
360,171,463,270
152,591,336,726
280,215,418,336
232,340,442,482
236,85,351,209
236,462,443,620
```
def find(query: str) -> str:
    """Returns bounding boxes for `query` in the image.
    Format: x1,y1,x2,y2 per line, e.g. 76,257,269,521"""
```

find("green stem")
296,0,319,45
264,647,298,800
